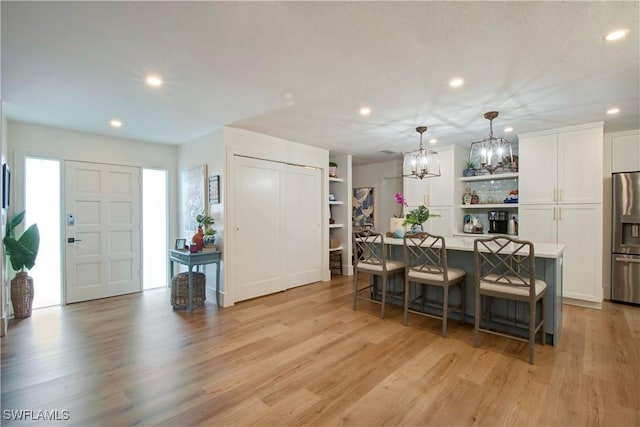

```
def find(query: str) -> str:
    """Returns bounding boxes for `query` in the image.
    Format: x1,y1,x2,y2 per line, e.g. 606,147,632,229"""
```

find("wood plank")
1,280,638,426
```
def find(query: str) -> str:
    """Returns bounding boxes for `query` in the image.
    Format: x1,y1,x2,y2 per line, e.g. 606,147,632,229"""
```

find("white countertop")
382,236,565,259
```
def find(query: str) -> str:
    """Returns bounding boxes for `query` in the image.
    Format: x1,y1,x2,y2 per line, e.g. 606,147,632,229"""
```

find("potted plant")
403,205,441,233
3,210,40,318
329,161,338,178
463,160,477,177
193,213,215,250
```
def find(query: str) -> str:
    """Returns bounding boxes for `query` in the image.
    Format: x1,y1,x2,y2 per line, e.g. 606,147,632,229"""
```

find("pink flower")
394,192,407,217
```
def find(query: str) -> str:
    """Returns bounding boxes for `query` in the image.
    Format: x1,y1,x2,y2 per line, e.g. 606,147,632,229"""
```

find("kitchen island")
368,236,565,345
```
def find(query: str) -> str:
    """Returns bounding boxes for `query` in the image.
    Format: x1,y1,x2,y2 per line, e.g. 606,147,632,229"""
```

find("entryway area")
24,157,168,309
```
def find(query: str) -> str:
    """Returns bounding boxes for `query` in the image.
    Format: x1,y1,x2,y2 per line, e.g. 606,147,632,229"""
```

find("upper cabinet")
403,145,466,207
610,130,640,173
519,122,604,205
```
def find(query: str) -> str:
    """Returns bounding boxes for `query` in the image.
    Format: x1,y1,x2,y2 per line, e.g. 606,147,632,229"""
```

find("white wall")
222,126,329,306
177,128,225,299
352,159,403,232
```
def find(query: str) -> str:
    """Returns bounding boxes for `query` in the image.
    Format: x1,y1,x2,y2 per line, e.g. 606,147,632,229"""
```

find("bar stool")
402,232,466,337
473,236,546,364
352,229,404,318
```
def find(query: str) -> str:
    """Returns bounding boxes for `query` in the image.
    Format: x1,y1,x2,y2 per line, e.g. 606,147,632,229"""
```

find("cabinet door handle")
553,189,557,202
559,188,564,202
559,207,562,221
553,207,556,220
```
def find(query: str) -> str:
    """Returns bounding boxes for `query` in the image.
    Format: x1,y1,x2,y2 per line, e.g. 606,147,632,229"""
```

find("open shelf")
329,245,344,252
329,200,344,205
329,176,344,183
460,172,519,182
459,203,518,209
329,223,344,228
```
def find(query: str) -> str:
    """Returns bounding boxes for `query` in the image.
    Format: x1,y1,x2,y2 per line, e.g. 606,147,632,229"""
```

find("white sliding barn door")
284,165,321,287
65,161,141,303
233,157,286,301
232,156,321,302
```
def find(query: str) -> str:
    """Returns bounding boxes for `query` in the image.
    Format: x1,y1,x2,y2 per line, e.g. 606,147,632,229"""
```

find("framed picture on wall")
209,175,220,205
353,187,374,228
2,163,10,209
183,164,207,232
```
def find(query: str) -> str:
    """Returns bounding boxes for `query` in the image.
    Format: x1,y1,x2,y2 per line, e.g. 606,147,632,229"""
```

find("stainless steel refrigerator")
612,171,640,304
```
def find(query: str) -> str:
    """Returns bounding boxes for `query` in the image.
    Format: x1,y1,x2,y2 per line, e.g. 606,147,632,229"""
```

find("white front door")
64,161,141,303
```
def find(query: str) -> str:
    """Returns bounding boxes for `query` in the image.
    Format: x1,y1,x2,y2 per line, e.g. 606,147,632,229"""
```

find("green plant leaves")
3,211,40,272
402,205,441,226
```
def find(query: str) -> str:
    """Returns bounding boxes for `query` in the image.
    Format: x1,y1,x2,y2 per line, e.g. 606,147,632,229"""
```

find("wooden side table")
168,249,221,313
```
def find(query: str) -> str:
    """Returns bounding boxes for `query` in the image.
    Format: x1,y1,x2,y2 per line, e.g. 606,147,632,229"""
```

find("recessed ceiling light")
504,127,514,132
284,93,294,100
145,74,163,87
286,100,295,107
605,29,629,41
429,138,437,144
449,78,464,88
110,119,122,128
607,107,620,115
359,106,371,116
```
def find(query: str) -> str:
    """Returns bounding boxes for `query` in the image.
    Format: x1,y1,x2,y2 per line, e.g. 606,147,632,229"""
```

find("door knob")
67,237,82,243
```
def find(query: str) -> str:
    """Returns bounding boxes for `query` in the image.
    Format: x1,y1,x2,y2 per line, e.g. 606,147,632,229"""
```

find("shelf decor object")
403,126,441,180
468,111,515,175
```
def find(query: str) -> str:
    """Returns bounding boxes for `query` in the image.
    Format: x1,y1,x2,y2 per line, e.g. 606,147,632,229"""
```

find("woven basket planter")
171,272,206,308
11,272,34,319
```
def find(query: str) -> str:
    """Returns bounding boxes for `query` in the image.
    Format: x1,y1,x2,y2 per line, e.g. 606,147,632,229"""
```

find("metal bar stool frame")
352,229,405,319
402,232,466,337
473,236,546,364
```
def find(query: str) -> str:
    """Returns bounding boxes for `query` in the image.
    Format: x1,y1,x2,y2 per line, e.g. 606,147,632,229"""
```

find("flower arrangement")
394,192,407,218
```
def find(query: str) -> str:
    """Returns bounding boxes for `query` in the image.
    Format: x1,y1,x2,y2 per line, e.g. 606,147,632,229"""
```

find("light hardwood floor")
2,275,639,426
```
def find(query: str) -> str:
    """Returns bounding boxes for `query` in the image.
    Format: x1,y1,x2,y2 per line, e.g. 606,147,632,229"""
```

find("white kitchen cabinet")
611,130,640,173
403,146,466,207
424,206,454,237
518,205,557,243
519,134,558,205
520,204,602,305
403,146,466,238
518,122,604,308
520,123,603,205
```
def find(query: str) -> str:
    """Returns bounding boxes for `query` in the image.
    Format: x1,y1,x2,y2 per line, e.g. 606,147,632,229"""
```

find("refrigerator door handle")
615,257,640,263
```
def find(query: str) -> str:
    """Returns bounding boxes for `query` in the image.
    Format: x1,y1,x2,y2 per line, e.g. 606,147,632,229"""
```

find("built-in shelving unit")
328,155,353,276
458,172,519,235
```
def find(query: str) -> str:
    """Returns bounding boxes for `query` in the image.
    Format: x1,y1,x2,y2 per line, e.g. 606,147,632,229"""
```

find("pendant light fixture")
468,111,514,175
403,126,441,179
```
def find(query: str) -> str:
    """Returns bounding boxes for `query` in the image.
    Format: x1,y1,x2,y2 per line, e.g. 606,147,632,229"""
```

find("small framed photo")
209,175,220,205
175,238,186,250
2,163,10,209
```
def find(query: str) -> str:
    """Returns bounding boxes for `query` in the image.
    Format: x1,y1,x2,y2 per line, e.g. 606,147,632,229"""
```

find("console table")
168,249,221,313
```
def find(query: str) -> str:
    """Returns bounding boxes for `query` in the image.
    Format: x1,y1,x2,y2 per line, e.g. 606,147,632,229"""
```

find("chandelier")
468,111,514,175
403,126,441,179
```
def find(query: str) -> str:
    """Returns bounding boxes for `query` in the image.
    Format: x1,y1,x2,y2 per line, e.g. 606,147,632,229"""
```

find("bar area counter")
377,236,565,346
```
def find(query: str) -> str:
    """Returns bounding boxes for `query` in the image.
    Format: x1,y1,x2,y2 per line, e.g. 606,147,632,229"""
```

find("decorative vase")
11,272,34,319
329,166,337,177
410,224,424,233
192,226,204,251
390,218,405,234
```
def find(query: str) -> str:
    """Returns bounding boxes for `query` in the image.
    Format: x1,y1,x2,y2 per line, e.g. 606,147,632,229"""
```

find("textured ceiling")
2,1,638,165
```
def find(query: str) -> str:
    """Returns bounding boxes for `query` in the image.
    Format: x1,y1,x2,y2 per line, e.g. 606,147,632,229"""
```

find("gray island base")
366,236,565,346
